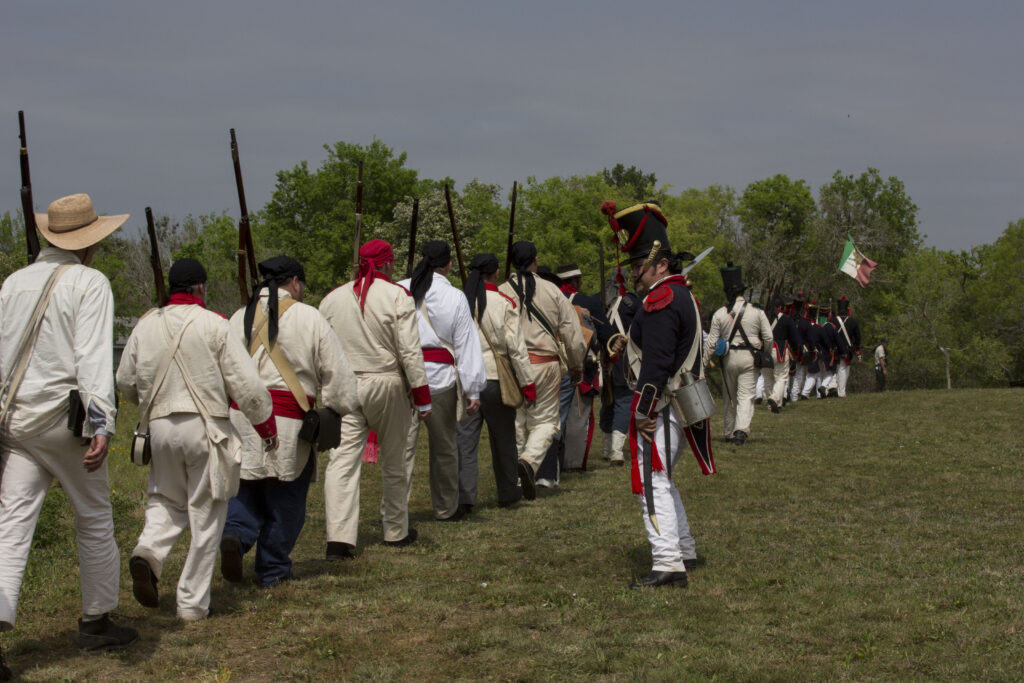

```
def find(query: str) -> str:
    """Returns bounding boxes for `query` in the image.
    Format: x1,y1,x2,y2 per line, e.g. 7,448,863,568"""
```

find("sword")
682,246,714,277
643,425,660,536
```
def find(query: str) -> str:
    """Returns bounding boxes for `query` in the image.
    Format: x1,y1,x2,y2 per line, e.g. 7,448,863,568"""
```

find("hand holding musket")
145,207,168,306
230,128,258,305
18,111,41,264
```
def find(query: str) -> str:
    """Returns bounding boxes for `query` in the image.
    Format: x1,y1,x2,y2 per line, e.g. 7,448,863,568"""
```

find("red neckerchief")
485,282,516,308
165,293,206,308
354,268,392,312
560,283,578,296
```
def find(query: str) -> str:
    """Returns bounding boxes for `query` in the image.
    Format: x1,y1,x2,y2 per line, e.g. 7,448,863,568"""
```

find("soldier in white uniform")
0,194,137,662
319,239,431,556
704,264,773,445
398,241,486,521
117,258,278,621
221,256,359,588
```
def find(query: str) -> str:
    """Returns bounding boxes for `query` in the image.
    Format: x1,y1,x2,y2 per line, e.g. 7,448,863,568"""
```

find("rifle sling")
508,275,557,342
248,299,310,413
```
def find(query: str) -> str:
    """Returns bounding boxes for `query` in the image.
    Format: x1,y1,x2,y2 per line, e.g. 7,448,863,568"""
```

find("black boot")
732,430,748,445
629,570,688,589
325,541,356,560
129,556,159,608
517,459,536,500
77,614,139,651
220,535,245,581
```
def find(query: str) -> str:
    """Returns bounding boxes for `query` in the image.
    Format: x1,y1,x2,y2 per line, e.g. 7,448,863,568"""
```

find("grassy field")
3,387,1023,681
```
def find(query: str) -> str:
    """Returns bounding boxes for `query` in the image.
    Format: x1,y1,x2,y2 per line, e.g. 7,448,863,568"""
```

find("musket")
18,111,41,263
443,184,467,284
406,196,419,278
230,128,258,306
145,207,168,306
504,180,517,279
598,238,607,310
351,161,364,277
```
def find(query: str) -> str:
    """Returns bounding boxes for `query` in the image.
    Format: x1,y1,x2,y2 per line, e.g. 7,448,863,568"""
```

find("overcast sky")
3,0,1021,252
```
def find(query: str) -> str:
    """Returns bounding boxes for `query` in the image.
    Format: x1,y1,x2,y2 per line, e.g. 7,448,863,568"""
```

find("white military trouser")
723,350,757,436
762,358,790,406
132,413,231,621
515,361,562,472
0,425,120,629
836,361,851,396
791,364,808,401
326,373,413,545
632,407,695,572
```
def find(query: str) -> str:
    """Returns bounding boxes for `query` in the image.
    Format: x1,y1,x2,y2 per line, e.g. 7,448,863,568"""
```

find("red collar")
485,282,517,308
655,275,688,288
166,293,206,308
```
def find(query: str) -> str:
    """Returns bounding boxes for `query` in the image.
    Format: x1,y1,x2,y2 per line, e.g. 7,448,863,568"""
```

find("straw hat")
35,193,129,250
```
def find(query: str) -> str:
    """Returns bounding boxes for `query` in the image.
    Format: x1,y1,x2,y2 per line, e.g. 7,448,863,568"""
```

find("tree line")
2,141,1021,390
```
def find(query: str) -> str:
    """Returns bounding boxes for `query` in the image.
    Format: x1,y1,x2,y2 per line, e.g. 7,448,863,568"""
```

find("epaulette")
643,284,674,312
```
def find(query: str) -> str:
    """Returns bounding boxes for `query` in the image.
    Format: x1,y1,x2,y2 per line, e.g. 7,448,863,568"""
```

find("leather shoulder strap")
249,299,309,412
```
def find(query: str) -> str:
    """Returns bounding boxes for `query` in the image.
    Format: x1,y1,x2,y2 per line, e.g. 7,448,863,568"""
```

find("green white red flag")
839,236,877,287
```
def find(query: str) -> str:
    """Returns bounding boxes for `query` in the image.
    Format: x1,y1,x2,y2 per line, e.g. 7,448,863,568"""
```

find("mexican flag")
838,236,878,287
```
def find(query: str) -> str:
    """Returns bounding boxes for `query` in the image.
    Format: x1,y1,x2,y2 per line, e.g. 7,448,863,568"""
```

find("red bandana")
354,239,394,312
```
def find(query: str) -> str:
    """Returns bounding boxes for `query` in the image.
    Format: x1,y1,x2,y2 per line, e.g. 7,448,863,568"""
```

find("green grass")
4,388,1024,681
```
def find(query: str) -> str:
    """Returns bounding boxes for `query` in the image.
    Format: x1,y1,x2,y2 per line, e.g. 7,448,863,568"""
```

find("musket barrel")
444,184,467,284
146,207,168,306
351,161,364,277
504,181,517,279
407,196,419,278
18,110,41,264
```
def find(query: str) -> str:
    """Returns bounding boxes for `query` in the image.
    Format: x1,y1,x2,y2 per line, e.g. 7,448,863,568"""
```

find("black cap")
836,296,850,315
168,258,207,293
601,200,671,262
258,255,305,285
719,262,744,292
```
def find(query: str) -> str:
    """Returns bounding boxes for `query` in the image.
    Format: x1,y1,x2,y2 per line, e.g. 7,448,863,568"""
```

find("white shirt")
0,248,116,440
398,272,486,399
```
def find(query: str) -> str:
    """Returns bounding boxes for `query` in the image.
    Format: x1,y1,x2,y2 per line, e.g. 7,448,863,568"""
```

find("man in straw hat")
319,239,431,555
220,255,359,589
0,194,137,658
117,258,278,621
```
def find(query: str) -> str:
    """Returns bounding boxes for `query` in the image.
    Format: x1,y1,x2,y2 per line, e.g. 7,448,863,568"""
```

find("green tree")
601,164,658,201
0,211,30,284
256,139,422,298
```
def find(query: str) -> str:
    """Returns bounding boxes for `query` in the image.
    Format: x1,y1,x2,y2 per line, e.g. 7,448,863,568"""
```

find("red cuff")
521,383,537,402
252,414,278,439
411,384,431,407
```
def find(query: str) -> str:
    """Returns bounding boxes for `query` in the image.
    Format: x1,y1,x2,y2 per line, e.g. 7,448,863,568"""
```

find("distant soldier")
500,241,586,499
600,275,641,466
118,258,278,621
762,295,803,413
398,241,486,521
818,304,839,398
600,199,716,589
830,296,862,397
789,291,813,402
800,301,826,399
534,263,612,485
0,194,137,658
874,338,889,391
319,239,430,555
221,256,359,588
704,264,773,445
455,253,536,509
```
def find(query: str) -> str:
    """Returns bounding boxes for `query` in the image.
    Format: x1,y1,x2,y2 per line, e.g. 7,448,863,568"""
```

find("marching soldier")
704,263,773,445
319,239,431,555
398,241,486,521
221,256,359,588
455,253,536,509
762,295,803,413
600,275,640,466
800,300,825,399
818,304,839,398
600,199,716,588
0,194,137,659
118,258,278,621
830,296,862,397
500,241,586,500
789,291,813,402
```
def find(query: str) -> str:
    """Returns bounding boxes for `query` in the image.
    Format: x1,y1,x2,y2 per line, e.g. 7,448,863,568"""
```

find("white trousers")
632,408,695,572
790,364,808,401
0,426,120,628
754,373,765,400
515,361,562,472
723,352,757,436
133,414,230,621
761,358,790,406
326,373,413,545
836,361,851,397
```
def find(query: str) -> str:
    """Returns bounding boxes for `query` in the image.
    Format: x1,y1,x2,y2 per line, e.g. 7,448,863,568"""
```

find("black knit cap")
168,258,207,294
410,241,451,305
464,252,499,320
244,255,305,347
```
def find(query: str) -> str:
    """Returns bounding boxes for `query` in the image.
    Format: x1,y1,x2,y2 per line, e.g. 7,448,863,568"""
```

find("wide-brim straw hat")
35,193,129,250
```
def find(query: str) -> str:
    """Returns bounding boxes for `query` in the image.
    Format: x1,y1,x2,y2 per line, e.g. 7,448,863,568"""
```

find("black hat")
510,241,538,270
719,262,744,292
168,258,207,293
791,290,806,305
556,263,582,279
258,255,305,285
536,265,562,286
410,240,452,304
601,200,671,262
836,296,850,315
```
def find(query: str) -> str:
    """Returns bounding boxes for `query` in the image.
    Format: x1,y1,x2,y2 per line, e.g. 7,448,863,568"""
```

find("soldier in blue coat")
830,296,862,397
